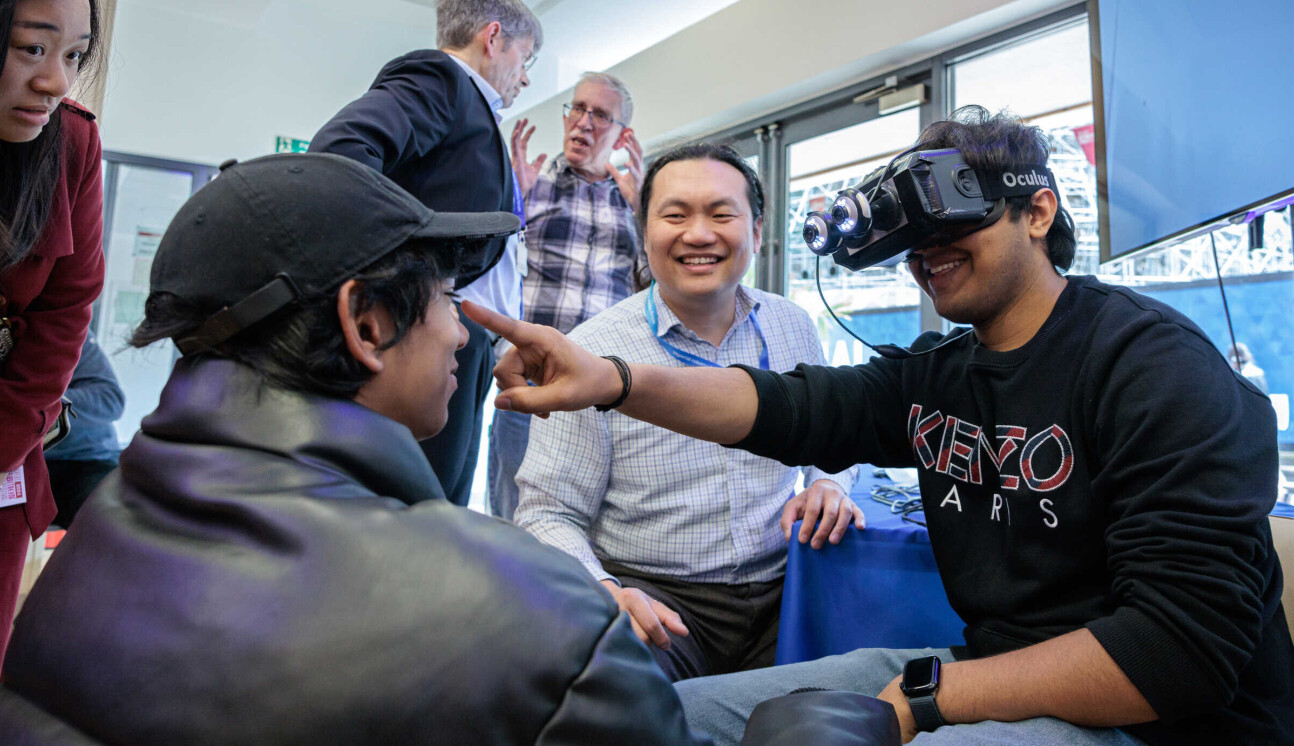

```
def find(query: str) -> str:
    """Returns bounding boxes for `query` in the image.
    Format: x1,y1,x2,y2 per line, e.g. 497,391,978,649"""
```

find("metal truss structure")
1049,129,1294,285
783,126,1292,313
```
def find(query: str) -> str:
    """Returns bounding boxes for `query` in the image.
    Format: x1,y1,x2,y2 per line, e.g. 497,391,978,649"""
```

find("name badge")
516,229,529,278
1,467,27,509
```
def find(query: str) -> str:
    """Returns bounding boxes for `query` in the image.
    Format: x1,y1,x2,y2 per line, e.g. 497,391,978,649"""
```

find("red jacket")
0,100,105,538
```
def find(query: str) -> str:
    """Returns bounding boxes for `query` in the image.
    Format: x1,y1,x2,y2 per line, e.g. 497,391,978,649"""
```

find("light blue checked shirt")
514,284,859,585
446,53,523,319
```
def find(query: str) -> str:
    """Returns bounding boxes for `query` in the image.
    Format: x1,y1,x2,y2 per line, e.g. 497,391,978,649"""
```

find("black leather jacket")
0,359,709,745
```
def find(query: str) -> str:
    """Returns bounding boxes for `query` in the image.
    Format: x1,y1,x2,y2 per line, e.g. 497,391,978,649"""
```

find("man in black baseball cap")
0,153,709,745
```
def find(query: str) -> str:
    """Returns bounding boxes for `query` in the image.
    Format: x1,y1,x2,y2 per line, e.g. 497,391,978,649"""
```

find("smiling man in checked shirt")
513,143,862,682
489,71,648,520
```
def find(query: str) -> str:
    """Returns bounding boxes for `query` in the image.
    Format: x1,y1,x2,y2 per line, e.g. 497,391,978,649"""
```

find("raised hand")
460,300,621,417
606,128,644,211
510,118,548,196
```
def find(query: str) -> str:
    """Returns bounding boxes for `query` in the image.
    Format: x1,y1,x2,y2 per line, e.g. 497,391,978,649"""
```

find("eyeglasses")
563,103,626,130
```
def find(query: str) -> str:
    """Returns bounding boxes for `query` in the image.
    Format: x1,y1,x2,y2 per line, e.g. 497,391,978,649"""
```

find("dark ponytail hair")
0,0,102,275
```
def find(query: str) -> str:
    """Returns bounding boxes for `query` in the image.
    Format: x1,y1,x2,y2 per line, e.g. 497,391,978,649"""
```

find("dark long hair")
0,0,102,275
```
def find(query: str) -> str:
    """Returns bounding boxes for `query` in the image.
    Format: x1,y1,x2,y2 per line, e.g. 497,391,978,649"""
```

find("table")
777,479,1294,666
776,471,964,665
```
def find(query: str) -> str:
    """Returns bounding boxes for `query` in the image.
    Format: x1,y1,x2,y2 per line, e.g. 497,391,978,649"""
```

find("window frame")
699,3,1089,334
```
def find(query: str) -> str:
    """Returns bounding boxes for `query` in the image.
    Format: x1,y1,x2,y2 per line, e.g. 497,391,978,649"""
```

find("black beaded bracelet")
595,355,632,412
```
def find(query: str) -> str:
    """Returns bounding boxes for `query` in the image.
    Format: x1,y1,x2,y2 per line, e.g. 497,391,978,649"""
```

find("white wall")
507,0,743,115
99,0,1075,167
504,0,1074,160
99,0,438,165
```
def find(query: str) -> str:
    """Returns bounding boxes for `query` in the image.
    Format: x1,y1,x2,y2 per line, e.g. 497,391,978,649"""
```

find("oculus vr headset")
803,147,1058,272
801,147,1057,359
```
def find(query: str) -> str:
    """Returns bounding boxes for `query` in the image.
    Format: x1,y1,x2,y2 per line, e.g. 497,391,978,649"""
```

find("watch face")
901,656,940,697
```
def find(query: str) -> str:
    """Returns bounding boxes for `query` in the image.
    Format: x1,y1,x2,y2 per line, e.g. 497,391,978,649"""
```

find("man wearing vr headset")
465,106,1293,745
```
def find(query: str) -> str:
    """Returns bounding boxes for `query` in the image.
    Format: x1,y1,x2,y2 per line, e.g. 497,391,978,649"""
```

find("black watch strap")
907,692,946,732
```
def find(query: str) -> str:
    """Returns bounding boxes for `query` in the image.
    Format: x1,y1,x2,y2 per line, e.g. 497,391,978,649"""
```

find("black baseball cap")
147,153,521,355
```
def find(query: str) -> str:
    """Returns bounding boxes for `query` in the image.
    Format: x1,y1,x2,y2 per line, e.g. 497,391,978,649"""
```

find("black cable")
815,254,866,344
814,146,893,353
813,144,972,361
865,145,918,204
901,504,927,527
1209,231,1240,371
815,255,972,360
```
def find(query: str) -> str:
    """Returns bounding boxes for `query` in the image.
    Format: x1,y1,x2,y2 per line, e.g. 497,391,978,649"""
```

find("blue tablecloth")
776,472,964,665
777,478,1294,665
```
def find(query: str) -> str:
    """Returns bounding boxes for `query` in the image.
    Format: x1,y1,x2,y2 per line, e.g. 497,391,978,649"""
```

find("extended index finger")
461,300,525,345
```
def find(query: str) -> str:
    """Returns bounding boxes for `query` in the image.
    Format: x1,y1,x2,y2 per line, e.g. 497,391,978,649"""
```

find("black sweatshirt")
734,276,1294,746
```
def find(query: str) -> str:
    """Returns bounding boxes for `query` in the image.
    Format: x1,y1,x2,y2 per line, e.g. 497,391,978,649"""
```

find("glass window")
785,108,922,365
98,164,196,447
952,17,1294,448
951,20,1093,123
743,153,759,288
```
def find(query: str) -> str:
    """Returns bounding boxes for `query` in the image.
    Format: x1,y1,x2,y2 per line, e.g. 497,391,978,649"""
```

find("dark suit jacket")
309,49,514,288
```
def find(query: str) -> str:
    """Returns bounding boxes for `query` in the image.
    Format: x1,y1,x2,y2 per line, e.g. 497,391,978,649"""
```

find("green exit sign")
275,136,310,153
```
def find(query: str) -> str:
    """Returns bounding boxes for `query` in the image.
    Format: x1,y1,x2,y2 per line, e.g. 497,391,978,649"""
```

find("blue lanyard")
511,170,526,227
644,282,770,371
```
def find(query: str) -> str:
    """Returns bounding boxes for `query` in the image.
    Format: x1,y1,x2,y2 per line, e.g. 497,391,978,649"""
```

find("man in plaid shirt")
488,72,646,519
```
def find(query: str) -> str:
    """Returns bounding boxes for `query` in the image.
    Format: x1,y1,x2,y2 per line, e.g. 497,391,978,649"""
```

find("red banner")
1073,123,1097,166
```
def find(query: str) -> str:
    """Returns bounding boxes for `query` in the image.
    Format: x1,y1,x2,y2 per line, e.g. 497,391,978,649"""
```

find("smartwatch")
899,655,946,732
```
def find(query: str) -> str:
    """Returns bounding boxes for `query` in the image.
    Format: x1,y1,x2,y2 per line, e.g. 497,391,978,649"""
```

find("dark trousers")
47,458,117,529
420,305,493,506
602,559,783,683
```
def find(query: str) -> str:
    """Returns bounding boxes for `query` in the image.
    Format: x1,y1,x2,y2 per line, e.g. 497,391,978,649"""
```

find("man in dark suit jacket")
310,0,542,506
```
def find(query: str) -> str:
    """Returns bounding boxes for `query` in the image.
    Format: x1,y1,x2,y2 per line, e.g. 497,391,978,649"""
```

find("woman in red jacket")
0,0,103,664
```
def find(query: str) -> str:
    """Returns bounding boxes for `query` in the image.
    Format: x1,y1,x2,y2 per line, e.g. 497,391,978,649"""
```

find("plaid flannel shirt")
521,155,644,333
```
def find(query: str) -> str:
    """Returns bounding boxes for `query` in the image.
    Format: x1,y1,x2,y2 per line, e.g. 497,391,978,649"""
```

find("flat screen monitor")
1088,0,1294,263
